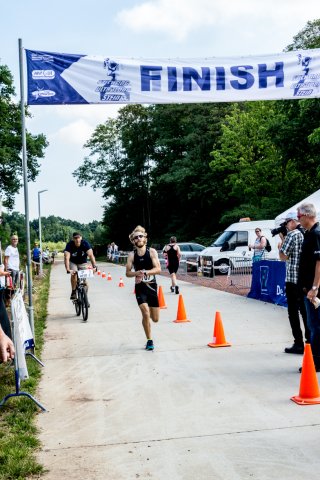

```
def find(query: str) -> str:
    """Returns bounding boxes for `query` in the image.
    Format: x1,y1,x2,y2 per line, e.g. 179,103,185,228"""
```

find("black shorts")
168,262,179,274
135,282,159,307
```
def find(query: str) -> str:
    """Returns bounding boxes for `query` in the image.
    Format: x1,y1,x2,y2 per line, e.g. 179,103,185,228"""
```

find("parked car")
173,242,206,272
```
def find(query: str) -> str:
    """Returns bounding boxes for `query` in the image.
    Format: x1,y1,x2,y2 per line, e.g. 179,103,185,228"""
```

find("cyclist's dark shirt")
65,239,92,264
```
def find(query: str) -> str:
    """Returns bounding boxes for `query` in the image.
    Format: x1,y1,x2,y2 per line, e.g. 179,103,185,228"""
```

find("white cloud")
116,0,320,43
49,119,95,147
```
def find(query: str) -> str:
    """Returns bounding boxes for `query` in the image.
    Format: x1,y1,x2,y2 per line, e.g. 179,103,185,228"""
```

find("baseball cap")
72,232,81,238
285,212,298,222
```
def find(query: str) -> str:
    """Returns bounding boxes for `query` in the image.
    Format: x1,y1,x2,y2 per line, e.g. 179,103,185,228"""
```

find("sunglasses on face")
134,234,144,240
297,213,305,219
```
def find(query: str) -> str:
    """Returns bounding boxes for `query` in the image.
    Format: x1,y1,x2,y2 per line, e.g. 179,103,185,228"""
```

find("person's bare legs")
170,272,177,288
139,304,159,339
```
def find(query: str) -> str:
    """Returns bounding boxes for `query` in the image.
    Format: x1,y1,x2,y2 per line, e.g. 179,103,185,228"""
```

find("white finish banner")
26,49,320,105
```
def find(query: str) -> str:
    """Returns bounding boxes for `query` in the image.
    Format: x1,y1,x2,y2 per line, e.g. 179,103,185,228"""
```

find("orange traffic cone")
107,272,112,281
158,285,167,309
208,311,231,348
97,270,101,276
173,294,190,323
118,277,124,287
291,344,320,405
101,272,106,278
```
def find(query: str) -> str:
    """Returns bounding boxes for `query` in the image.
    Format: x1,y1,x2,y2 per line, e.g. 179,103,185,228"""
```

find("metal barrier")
227,256,253,289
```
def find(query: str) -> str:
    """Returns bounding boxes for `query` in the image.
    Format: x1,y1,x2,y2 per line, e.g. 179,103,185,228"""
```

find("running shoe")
175,286,179,294
145,339,154,351
170,286,174,293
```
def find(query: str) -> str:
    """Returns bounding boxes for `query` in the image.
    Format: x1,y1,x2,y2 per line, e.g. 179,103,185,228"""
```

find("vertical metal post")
18,38,34,338
38,190,47,276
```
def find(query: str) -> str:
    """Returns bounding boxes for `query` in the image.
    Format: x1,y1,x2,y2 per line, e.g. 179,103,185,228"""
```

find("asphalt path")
35,260,320,479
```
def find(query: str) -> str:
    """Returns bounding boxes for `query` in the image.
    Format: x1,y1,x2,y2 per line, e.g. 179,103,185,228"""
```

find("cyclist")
64,232,97,299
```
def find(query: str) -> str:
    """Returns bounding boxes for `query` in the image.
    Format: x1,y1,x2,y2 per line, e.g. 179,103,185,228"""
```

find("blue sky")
1,0,320,222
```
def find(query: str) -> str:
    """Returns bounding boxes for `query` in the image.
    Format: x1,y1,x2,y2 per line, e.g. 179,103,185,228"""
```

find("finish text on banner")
25,49,320,105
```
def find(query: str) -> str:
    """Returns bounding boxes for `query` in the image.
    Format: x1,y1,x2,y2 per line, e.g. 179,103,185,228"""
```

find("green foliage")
0,64,48,209
0,265,50,479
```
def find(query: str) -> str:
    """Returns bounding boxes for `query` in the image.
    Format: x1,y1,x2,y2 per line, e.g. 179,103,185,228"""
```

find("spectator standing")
0,263,12,338
125,226,161,351
297,202,320,372
249,228,267,262
32,242,41,275
163,236,181,294
279,212,310,354
4,235,20,287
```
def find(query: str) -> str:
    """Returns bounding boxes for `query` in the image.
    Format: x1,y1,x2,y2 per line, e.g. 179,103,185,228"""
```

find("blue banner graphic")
25,49,320,105
248,260,287,307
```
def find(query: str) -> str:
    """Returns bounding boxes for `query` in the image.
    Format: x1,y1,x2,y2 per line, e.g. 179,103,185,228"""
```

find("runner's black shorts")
135,282,159,307
167,262,179,274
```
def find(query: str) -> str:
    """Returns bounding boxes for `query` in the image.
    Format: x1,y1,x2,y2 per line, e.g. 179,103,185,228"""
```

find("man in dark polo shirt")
64,232,96,299
298,203,320,372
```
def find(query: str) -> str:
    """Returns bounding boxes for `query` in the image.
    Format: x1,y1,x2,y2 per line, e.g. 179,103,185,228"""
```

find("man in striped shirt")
279,212,310,354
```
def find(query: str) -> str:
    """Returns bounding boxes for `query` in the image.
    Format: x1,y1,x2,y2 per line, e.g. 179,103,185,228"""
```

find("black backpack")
262,237,271,252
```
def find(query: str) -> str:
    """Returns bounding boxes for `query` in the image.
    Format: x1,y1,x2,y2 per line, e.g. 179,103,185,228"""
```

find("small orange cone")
118,277,124,287
208,311,231,348
97,270,101,276
158,286,167,309
107,272,112,281
291,344,320,405
101,272,106,278
173,294,190,323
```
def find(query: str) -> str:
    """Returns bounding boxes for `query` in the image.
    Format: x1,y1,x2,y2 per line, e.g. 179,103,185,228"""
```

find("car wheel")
215,259,230,275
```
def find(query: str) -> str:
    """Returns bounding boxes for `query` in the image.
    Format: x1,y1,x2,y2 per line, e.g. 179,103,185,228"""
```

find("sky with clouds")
1,0,320,223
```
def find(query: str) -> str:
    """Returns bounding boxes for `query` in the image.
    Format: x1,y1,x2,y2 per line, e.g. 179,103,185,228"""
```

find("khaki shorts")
69,262,88,271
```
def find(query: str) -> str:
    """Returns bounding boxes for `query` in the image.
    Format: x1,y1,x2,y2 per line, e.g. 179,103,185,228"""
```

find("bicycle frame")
73,269,93,321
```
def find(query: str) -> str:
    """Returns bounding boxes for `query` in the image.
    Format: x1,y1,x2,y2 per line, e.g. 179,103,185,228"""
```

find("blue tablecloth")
247,260,287,307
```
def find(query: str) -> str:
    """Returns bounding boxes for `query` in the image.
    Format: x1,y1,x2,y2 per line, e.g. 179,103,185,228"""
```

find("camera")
271,222,287,237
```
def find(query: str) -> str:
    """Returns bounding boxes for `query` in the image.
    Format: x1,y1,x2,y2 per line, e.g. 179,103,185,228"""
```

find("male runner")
126,225,161,350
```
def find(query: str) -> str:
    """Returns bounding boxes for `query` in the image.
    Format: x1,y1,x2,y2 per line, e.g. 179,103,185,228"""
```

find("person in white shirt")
4,235,20,287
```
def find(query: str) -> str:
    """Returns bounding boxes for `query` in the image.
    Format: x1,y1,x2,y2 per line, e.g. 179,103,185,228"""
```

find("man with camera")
279,212,310,354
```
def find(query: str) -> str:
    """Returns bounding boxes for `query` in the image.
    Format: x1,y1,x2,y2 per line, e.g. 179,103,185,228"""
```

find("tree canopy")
0,64,48,209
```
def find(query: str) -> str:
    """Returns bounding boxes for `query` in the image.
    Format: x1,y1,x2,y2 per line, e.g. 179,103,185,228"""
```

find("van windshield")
211,231,235,247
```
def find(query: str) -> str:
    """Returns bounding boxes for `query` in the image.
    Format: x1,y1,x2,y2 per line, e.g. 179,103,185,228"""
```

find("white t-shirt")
0,264,5,288
4,245,20,270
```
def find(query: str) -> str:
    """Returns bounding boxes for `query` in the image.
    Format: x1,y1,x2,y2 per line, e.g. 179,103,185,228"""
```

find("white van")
198,219,280,275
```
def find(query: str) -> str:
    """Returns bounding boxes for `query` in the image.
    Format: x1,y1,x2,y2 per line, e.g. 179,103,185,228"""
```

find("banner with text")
26,49,320,105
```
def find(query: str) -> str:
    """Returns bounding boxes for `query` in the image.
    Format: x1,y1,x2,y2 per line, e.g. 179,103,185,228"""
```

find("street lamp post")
38,189,48,276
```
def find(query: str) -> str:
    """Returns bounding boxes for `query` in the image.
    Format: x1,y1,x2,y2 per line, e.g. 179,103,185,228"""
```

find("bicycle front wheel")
81,289,89,321
75,291,81,316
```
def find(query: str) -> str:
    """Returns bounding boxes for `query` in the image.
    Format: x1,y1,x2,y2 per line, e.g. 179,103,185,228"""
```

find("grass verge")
0,265,51,480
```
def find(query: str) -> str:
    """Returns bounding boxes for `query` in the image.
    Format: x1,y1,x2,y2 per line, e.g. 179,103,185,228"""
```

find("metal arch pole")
18,38,35,339
38,191,43,276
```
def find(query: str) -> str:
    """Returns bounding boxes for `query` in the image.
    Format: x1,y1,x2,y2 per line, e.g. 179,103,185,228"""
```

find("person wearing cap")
297,203,320,372
279,212,309,354
125,225,161,351
4,234,20,288
64,232,97,300
31,242,41,275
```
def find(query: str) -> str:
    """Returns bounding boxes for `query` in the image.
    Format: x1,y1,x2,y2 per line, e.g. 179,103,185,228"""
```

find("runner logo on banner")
25,49,320,105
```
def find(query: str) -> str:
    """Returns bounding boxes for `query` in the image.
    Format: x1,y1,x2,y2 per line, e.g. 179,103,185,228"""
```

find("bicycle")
73,269,94,321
